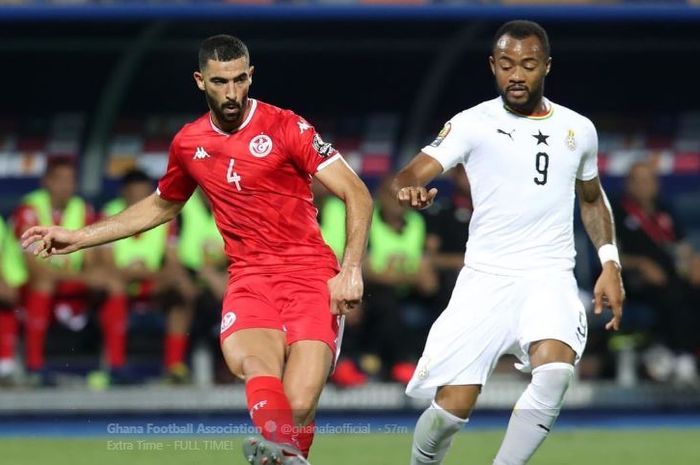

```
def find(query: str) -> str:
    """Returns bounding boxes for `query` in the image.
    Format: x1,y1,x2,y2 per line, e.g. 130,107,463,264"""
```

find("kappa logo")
249,134,273,158
193,146,210,160
298,119,311,134
220,311,237,334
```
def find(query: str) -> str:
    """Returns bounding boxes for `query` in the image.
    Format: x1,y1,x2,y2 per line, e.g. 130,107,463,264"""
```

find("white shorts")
406,266,587,399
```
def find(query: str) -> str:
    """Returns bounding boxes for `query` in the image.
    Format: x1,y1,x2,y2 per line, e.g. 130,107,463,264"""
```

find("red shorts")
219,268,341,355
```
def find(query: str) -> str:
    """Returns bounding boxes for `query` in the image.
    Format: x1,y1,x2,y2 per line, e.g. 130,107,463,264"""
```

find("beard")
497,79,545,114
206,92,247,129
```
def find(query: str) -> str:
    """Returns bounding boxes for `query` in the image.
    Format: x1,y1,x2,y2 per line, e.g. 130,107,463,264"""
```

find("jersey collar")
209,98,258,136
503,97,554,120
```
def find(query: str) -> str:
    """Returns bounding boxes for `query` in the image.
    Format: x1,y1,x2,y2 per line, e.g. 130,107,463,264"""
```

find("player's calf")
492,362,574,465
411,400,468,465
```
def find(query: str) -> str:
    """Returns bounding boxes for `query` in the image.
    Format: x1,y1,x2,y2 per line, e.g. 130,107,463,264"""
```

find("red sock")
245,375,299,448
164,333,188,369
24,291,51,370
99,295,127,368
297,420,316,458
0,309,18,361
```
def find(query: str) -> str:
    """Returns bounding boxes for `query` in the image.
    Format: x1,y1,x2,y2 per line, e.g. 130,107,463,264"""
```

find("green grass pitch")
0,430,697,465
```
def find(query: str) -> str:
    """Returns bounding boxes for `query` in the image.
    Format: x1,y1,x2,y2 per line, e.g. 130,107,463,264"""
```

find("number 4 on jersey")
227,158,242,191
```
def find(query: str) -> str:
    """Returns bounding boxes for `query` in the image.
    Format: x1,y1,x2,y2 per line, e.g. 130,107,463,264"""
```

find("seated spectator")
0,214,27,385
614,161,700,383
102,169,197,384
312,179,367,387
13,158,128,386
363,176,438,384
423,166,472,313
177,188,229,383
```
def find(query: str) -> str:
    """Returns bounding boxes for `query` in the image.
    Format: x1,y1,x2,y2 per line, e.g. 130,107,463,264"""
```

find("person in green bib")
311,178,369,387
102,169,197,384
12,158,128,385
0,215,27,384
363,176,438,384
177,188,228,378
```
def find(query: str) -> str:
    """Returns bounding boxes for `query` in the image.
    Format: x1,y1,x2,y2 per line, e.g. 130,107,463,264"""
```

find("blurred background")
0,1,699,464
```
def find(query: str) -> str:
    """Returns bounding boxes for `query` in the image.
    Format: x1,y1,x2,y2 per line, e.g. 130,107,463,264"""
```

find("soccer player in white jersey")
393,20,625,465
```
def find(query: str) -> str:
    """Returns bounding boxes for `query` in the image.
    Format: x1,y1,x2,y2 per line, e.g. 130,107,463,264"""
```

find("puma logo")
497,128,514,140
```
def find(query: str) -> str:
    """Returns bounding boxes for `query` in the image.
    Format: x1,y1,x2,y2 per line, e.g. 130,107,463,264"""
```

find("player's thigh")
283,340,333,424
221,328,287,380
435,384,481,420
276,270,340,357
516,272,587,370
80,268,124,295
219,278,287,380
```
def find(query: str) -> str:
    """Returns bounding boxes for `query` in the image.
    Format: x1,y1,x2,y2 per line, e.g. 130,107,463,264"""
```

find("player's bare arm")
21,193,184,258
576,176,625,330
392,152,443,209
315,158,373,315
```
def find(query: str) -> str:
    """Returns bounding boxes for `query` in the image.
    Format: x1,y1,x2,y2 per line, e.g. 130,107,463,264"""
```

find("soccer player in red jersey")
22,35,372,465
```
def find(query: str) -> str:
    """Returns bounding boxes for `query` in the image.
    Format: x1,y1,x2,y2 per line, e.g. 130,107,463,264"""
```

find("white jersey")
422,97,598,275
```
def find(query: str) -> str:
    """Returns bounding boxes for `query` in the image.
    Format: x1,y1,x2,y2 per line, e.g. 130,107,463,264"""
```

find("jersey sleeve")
421,112,475,172
12,205,39,238
157,133,197,202
282,112,341,176
576,119,599,181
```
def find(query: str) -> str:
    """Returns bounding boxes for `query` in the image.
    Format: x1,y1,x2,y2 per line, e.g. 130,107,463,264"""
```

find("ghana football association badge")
566,129,576,151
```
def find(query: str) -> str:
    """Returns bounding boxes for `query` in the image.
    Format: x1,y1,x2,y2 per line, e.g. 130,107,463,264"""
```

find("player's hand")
327,264,363,316
396,186,438,210
20,226,83,258
593,261,625,331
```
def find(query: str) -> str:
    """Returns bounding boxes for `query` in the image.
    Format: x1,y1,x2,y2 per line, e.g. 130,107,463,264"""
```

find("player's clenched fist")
396,186,438,210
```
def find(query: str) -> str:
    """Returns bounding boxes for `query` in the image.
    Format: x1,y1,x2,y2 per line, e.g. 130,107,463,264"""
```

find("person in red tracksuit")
14,158,128,385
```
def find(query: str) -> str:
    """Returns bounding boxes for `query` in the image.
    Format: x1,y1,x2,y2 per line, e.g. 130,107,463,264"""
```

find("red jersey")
13,201,96,238
158,99,341,277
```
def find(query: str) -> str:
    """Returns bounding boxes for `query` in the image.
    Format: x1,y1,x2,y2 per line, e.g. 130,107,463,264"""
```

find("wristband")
598,244,621,269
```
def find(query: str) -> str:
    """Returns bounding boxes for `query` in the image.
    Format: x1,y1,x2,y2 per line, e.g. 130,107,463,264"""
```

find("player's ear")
193,71,205,91
545,57,552,75
248,65,255,84
488,56,496,75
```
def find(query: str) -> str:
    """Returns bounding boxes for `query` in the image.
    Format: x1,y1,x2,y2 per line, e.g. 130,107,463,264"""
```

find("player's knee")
435,385,479,420
529,362,574,409
240,355,281,379
286,393,317,425
106,278,125,296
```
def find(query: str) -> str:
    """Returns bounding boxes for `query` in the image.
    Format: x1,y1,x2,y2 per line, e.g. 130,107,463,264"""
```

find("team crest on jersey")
312,133,336,158
249,134,273,158
565,129,577,151
430,122,451,147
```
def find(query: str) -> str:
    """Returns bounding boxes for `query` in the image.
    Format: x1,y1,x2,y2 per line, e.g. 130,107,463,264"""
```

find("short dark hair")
493,20,550,58
120,168,152,187
45,156,75,176
198,34,250,70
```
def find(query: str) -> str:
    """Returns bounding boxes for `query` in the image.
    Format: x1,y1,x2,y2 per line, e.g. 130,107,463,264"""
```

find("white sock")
410,400,468,465
493,362,574,465
0,358,15,376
